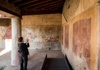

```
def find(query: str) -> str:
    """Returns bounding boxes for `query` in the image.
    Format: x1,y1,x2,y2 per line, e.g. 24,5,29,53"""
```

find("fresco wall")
63,0,97,21
22,14,62,50
65,25,69,48
0,26,11,48
0,19,11,48
22,25,61,49
62,0,98,70
73,18,91,70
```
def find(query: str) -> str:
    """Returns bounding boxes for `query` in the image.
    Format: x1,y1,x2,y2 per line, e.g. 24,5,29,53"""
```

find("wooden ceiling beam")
46,6,63,10
16,0,51,7
31,1,64,9
21,0,61,9
8,0,21,3
21,9,62,15
12,0,22,3
0,0,21,17
43,5,63,10
16,0,38,7
0,6,21,17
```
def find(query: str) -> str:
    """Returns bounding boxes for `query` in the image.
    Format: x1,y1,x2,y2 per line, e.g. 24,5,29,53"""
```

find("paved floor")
0,49,63,70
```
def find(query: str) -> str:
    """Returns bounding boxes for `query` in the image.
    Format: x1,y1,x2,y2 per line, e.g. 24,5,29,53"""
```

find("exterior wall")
0,19,11,48
22,14,62,50
62,0,99,70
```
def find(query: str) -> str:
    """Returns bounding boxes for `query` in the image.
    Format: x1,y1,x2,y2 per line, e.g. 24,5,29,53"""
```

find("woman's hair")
18,37,23,42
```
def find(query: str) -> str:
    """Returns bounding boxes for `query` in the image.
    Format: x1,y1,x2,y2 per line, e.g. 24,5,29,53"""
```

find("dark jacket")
18,42,29,55
25,43,30,55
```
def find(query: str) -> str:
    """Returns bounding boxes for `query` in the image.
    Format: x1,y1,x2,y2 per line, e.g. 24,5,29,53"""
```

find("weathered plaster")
62,0,98,70
63,0,98,21
97,2,100,70
73,18,91,69
22,14,62,50
0,19,11,48
65,25,69,48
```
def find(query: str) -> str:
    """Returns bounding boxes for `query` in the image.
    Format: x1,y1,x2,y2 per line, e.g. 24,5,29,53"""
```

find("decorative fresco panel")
65,25,69,48
0,26,11,40
73,18,91,68
22,25,61,50
3,27,11,39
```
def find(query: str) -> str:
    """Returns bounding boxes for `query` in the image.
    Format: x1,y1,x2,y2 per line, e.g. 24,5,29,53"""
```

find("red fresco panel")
0,27,11,40
65,25,69,48
3,27,12,39
73,18,91,68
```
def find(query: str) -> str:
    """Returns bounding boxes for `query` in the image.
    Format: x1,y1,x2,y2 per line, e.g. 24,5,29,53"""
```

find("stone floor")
0,49,63,70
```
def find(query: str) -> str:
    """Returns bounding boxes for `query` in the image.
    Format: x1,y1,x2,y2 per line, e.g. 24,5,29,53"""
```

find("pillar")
11,16,21,66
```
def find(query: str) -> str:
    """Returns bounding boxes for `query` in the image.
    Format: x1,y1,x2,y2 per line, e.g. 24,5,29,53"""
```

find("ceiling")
7,0,65,16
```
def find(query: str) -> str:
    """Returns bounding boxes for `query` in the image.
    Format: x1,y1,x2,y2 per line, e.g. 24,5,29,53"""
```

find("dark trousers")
20,54,28,70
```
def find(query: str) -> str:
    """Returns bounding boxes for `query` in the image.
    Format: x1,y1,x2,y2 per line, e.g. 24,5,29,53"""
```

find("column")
11,16,21,66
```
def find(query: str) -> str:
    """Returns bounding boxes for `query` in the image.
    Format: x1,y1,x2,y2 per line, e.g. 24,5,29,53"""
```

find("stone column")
11,17,21,66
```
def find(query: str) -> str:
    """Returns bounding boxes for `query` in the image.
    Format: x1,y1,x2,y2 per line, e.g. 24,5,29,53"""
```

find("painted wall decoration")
3,27,11,39
65,25,69,48
0,26,11,40
22,25,61,50
0,26,11,48
73,18,91,68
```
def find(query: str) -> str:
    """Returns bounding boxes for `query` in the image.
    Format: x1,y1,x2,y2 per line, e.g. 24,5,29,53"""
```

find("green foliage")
0,67,4,70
